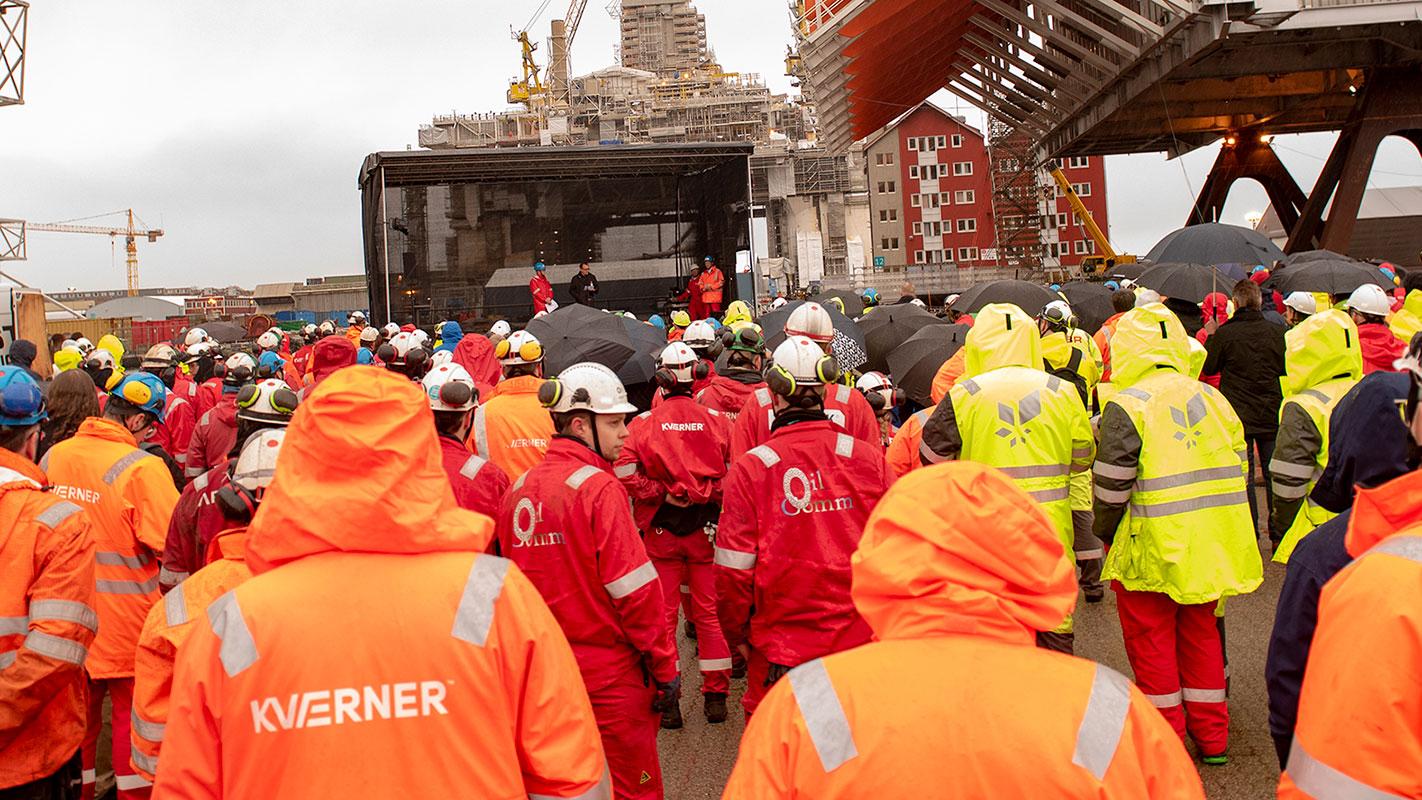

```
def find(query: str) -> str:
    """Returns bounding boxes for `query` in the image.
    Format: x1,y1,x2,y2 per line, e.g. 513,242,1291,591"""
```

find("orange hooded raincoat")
151,368,608,800
723,462,1204,799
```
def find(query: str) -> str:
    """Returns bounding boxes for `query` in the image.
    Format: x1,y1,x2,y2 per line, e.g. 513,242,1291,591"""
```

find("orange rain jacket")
0,449,96,790
723,462,1205,799
1278,471,1422,798
132,526,253,783
43,418,179,679
151,367,607,800
928,347,968,406
469,374,554,478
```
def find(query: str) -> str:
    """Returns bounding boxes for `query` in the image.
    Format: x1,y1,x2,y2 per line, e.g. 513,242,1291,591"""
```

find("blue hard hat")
706,317,723,330
110,371,169,422
648,314,666,330
1104,280,1120,291
533,261,546,272
1049,283,1061,292
1252,265,1268,274
703,255,714,262
0,366,46,426
357,347,374,365
862,287,880,305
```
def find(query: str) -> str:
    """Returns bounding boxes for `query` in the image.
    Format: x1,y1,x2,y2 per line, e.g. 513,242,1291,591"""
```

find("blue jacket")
1265,371,1412,766
435,321,464,354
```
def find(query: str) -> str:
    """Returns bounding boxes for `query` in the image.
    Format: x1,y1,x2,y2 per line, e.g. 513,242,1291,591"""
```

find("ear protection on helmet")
538,378,562,408
764,353,841,396
496,337,544,363
216,483,259,522
376,343,396,363
437,379,476,409
405,346,429,370
236,383,300,415
118,376,156,407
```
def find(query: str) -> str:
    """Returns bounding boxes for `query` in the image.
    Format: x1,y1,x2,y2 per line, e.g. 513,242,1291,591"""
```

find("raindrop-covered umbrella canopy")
617,316,667,385
1286,249,1353,265
950,280,1056,315
1273,259,1392,296
1058,282,1114,333
887,324,969,407
811,289,865,319
1103,263,1148,283
857,303,950,373
525,304,636,376
1144,222,1285,268
1135,262,1239,304
758,300,867,371
196,321,247,344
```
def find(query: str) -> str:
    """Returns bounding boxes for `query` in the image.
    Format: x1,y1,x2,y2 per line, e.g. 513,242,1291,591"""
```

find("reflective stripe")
529,770,612,800
26,630,87,664
81,769,96,784
1095,486,1133,504
1028,486,1071,503
1269,459,1319,480
604,561,658,600
1135,464,1246,492
834,384,850,403
754,388,771,407
0,650,14,668
97,575,160,595
1366,534,1422,564
1071,446,1094,460
130,743,158,775
192,471,210,491
472,406,490,458
1287,739,1408,799
459,455,487,480
103,450,152,484
1273,482,1311,500
35,501,83,529
30,599,98,631
159,567,188,586
0,615,28,635
959,379,981,395
1118,388,1151,402
1143,690,1182,708
919,439,948,464
1298,388,1331,404
1074,548,1105,560
834,433,854,458
97,551,152,568
1072,664,1131,781
131,710,165,742
184,466,205,478
747,445,780,468
1093,462,1137,481
207,591,259,676
613,463,637,479
115,775,153,791
165,583,190,627
566,465,601,490
1130,491,1248,518
999,464,1070,479
678,584,691,594
511,471,529,493
0,466,40,488
452,556,510,647
714,547,756,570
1182,687,1226,703
173,451,188,466
1236,450,1248,463
699,657,733,672
789,658,857,772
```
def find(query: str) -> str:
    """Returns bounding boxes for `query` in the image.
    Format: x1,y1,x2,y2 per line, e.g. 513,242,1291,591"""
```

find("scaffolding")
986,117,1044,273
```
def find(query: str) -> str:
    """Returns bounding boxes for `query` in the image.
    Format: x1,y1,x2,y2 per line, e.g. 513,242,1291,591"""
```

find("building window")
939,192,951,204
874,153,883,166
929,193,941,208
924,137,937,152
910,194,921,208
1057,212,1069,227
907,137,918,151
958,246,979,261
915,250,925,264
957,218,976,233
1067,156,1089,169
953,161,973,176
1072,182,1091,197
882,237,891,250
887,181,896,193
951,134,963,148
999,158,1020,171
877,181,896,194
909,165,919,179
954,190,975,205
1072,212,1083,227
936,135,947,148
1075,240,1089,255
890,237,900,250
883,152,894,165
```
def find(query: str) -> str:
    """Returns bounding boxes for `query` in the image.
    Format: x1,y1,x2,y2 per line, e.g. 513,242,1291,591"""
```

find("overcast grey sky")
3,1,1419,291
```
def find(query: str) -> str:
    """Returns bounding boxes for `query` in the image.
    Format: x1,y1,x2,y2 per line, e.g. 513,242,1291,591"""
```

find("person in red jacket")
696,328,767,422
530,262,556,315
616,342,734,727
698,256,725,317
452,333,502,398
183,352,256,480
1347,283,1404,374
423,363,510,520
496,362,679,800
716,336,893,719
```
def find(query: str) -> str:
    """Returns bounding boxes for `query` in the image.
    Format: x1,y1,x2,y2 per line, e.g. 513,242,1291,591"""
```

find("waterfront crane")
24,209,164,296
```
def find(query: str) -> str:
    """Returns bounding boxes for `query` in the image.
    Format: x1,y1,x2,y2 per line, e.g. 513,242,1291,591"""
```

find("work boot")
660,702,684,730
704,692,728,724
1084,587,1105,604
731,661,746,680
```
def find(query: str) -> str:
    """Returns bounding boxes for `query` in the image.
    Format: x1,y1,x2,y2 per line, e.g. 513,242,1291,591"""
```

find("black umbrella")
1058,282,1114,333
1273,259,1391,296
950,280,1056,315
198,321,247,344
617,316,666,385
1102,262,1148,283
1144,222,1285,268
1287,249,1353,265
758,300,868,371
525,304,636,376
1135,262,1238,304
811,289,865,319
858,304,950,373
887,324,969,407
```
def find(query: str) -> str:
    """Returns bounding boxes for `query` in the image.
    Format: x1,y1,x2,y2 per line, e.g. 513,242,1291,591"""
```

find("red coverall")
530,273,555,314
497,438,678,800
730,383,881,459
183,396,237,480
438,434,510,520
159,464,230,591
650,361,716,409
695,372,766,424
193,377,223,421
149,392,195,476
615,395,733,695
716,418,892,717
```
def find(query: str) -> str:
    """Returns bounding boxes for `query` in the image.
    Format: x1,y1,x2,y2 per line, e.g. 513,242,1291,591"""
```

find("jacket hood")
246,367,494,574
0,448,46,491
1281,309,1363,396
1404,290,1422,318
1345,468,1422,557
53,349,82,373
97,334,125,363
851,462,1076,645
1109,303,1192,389
436,321,465,353
452,335,502,393
1201,292,1230,326
310,337,357,382
1311,372,1411,513
962,303,1042,378
723,300,753,327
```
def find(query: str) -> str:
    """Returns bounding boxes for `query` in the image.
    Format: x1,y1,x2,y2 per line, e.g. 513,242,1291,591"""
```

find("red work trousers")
82,677,150,800
647,528,730,695
575,646,662,800
1114,585,1229,756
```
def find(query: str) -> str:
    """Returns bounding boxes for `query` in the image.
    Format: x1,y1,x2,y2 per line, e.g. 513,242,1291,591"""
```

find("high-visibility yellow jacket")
1388,288,1422,344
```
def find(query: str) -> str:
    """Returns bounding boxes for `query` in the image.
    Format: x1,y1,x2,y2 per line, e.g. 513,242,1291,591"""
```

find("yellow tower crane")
26,209,163,296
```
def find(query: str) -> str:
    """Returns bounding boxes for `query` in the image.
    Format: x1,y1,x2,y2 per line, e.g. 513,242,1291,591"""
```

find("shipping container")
131,317,189,350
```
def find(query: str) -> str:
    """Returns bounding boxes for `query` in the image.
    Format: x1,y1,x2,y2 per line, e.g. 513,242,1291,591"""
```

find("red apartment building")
865,103,1109,272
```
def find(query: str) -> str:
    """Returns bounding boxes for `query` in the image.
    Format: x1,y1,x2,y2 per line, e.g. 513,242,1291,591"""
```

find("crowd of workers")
3,266,1421,800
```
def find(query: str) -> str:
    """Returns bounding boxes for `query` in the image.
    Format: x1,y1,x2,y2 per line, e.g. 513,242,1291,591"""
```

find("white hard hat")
1041,299,1074,327
318,320,336,335
683,320,717,351
381,332,422,365
624,313,638,321
541,362,637,415
185,341,215,358
141,344,178,369
224,352,257,385
359,326,380,344
910,298,927,308
410,329,431,347
60,339,81,353
430,349,454,367
855,370,893,393
235,378,299,425
422,363,478,412
257,330,281,350
1135,289,1162,307
658,341,700,384
85,349,115,369
770,296,789,309
74,337,95,355
489,320,512,337
770,335,837,387
784,302,834,343
184,328,209,347
498,330,544,365
348,311,367,324
301,323,318,336
231,429,287,495
946,293,961,305
383,322,400,337
1346,283,1391,317
1283,292,1317,316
